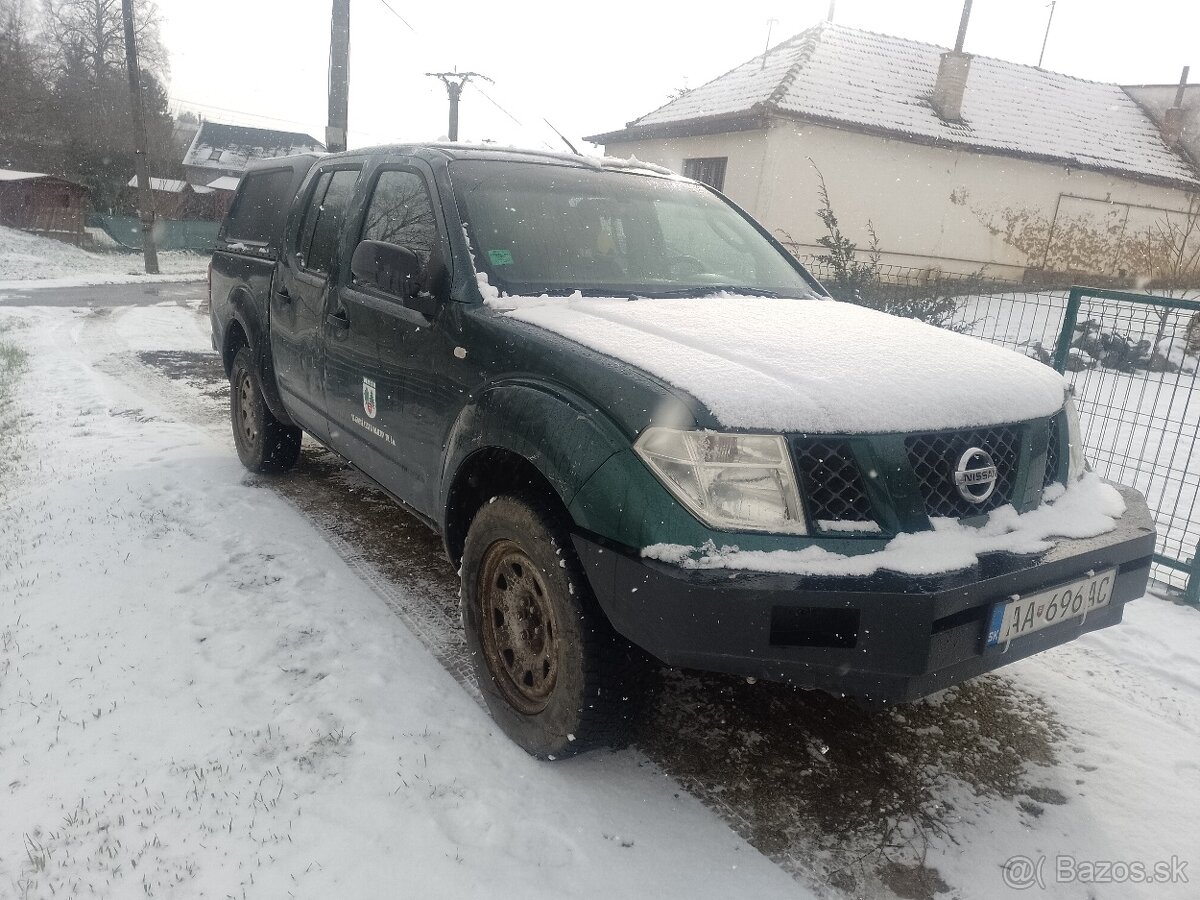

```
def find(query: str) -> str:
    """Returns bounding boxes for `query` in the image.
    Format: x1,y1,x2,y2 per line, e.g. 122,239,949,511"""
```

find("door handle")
326,310,350,332
276,285,291,303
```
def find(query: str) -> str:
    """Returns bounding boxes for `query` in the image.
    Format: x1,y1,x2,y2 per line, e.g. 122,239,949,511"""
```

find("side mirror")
351,240,421,299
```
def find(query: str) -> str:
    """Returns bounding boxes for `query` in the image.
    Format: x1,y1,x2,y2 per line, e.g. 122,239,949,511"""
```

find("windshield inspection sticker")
487,249,514,266
362,377,377,419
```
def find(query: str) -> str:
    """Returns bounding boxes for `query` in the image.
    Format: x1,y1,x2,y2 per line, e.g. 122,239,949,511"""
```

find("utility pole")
426,71,492,141
327,0,350,152
121,0,158,274
1038,1,1056,68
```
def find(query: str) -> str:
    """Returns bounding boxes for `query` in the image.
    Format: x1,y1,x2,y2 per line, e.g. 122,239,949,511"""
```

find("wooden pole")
121,0,159,274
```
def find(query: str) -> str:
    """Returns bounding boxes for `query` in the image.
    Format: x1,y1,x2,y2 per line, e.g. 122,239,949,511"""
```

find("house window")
683,157,728,191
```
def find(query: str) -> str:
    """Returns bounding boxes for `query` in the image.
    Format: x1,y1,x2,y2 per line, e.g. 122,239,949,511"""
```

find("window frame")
682,157,729,192
293,164,362,278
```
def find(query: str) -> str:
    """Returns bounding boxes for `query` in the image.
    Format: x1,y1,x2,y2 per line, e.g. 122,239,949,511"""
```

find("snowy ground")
0,224,209,290
1,286,1199,899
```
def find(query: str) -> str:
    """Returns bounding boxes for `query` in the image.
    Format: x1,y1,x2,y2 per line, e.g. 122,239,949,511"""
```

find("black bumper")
574,485,1156,704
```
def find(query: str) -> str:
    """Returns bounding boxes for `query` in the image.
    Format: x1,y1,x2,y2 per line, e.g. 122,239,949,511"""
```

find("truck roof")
246,143,677,178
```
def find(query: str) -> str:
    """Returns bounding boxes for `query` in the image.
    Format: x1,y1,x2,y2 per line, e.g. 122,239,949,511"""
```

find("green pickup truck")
209,144,1154,758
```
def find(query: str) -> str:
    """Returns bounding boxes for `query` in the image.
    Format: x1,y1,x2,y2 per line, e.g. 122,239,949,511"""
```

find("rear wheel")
461,495,645,759
229,346,302,473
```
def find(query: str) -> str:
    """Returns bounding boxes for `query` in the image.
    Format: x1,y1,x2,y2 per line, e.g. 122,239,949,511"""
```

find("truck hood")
492,294,1066,433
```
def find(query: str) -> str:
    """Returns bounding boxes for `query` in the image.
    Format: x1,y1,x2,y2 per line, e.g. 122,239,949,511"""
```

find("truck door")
324,162,451,513
271,164,362,436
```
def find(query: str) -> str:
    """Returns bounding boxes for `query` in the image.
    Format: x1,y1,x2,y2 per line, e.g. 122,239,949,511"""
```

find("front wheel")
461,495,645,759
229,346,302,473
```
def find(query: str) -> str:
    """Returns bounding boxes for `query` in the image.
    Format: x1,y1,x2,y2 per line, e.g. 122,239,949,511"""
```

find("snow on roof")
0,168,87,188
182,122,325,174
589,23,1198,187
205,176,241,192
128,176,188,193
0,168,50,182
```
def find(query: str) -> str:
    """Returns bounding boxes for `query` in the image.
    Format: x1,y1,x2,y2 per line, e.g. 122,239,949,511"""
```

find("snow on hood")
491,293,1066,433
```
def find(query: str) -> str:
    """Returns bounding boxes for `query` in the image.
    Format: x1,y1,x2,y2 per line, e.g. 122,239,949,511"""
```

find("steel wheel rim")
478,540,560,715
237,371,258,446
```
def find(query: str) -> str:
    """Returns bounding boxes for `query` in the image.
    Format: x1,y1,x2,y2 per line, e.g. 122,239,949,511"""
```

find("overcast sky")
157,0,1196,153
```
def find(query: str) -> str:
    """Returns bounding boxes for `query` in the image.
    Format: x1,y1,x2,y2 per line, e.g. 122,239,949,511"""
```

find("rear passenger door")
324,161,450,511
271,163,362,435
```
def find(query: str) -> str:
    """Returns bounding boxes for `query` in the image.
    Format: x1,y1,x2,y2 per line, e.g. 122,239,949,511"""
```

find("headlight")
1064,393,1088,481
634,427,807,533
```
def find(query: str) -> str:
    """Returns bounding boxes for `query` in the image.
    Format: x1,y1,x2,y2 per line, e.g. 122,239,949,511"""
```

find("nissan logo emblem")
954,447,998,504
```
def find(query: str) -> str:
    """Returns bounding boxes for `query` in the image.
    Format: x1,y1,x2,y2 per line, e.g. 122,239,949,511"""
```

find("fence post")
1052,287,1082,373
1185,541,1200,606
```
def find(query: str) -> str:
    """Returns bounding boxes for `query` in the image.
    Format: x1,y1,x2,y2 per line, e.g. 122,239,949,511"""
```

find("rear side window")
224,169,292,245
298,168,360,275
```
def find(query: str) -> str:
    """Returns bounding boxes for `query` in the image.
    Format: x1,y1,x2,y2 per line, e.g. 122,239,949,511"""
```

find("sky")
156,0,1197,153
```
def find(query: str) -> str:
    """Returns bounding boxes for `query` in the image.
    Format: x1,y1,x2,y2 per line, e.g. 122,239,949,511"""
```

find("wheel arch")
439,380,628,567
220,285,295,427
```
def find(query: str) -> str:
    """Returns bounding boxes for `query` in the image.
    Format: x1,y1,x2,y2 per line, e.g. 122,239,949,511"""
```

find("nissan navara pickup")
209,144,1155,759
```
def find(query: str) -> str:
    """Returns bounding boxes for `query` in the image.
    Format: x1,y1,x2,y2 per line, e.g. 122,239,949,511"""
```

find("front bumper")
574,485,1155,704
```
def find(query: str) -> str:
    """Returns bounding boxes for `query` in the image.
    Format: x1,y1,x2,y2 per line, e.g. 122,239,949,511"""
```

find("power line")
377,0,417,32
468,81,522,127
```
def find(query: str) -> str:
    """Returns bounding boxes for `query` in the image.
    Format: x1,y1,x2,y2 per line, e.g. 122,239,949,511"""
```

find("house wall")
601,122,1198,281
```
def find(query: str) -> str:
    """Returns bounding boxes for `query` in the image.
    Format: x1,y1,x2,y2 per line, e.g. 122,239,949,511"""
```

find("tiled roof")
591,23,1198,187
182,122,325,173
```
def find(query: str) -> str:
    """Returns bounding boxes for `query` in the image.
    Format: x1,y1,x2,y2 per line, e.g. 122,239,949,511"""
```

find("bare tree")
41,0,165,81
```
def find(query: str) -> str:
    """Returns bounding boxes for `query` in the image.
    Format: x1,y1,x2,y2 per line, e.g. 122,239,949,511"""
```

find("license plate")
986,569,1115,647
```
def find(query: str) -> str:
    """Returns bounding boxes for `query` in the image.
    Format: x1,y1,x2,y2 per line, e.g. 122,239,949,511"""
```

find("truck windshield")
449,160,821,298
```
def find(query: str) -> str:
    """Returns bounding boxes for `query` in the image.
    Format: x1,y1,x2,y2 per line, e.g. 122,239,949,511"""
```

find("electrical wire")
377,0,417,33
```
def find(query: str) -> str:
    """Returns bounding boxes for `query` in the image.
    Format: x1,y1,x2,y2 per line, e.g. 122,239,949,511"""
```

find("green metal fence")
802,258,1200,602
87,214,220,253
1051,287,1200,603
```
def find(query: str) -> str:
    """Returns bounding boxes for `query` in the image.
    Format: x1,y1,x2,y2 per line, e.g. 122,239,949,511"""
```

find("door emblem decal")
363,377,377,419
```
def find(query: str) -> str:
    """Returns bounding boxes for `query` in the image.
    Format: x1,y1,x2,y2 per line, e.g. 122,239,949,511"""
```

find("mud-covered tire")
229,346,302,473
461,495,645,759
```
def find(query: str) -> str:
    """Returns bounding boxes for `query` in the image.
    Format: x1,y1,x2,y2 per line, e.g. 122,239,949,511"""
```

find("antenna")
761,18,779,71
543,119,581,155
1038,1,1056,68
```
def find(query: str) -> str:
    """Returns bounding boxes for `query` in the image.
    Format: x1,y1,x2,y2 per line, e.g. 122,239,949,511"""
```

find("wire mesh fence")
801,257,1200,600
1052,288,1200,600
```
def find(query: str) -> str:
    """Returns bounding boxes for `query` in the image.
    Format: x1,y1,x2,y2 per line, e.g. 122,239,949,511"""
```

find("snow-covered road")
2,283,1198,899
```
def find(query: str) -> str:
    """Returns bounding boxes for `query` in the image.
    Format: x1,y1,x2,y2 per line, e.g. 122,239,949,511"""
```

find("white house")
586,23,1200,282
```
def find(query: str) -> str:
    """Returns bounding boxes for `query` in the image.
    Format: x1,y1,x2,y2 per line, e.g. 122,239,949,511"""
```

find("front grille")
793,440,875,528
1044,417,1062,487
906,426,1021,519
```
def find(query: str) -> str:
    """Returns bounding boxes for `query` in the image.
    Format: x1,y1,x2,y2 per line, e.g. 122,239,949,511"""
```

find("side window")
360,170,439,270
225,168,292,245
297,168,360,275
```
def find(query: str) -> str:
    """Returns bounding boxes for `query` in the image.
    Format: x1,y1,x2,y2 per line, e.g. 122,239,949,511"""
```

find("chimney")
932,0,973,122
932,52,972,122
1162,65,1190,147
